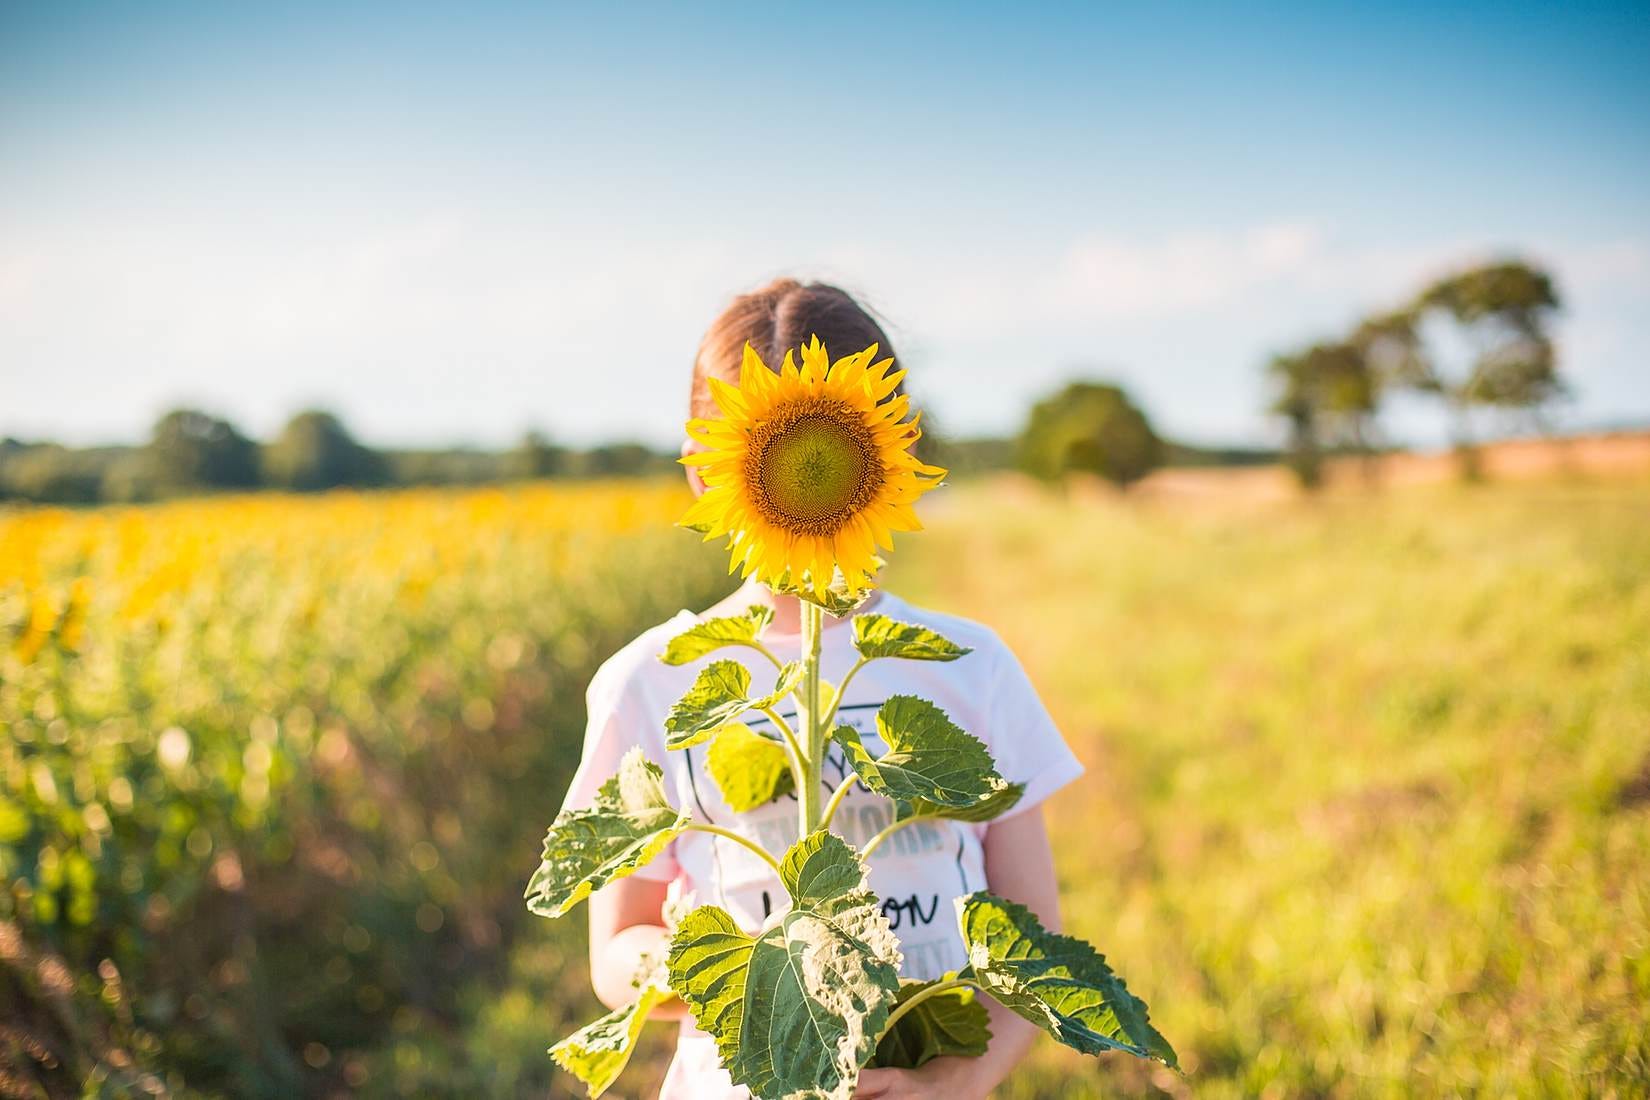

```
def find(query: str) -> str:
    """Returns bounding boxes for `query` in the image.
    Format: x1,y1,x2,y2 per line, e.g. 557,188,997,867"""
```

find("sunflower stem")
797,599,826,836
820,774,859,831
862,815,923,860
683,822,785,879
746,640,785,671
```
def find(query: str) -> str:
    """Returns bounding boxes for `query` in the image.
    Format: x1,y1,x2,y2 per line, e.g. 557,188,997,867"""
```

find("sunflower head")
680,337,946,603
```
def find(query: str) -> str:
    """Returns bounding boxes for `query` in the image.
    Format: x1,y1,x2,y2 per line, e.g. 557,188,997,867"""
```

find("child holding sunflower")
561,279,1086,1099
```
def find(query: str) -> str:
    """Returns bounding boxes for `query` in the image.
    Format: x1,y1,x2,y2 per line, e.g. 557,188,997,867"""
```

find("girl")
561,279,1085,1099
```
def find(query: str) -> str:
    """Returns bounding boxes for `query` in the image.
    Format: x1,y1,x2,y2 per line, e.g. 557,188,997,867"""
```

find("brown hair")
691,278,899,418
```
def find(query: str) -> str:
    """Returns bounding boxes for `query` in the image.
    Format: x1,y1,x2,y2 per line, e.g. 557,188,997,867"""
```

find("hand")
855,1059,985,1100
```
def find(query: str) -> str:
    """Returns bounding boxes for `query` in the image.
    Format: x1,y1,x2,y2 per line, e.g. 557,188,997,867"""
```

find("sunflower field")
3,474,1648,1098
0,484,730,1098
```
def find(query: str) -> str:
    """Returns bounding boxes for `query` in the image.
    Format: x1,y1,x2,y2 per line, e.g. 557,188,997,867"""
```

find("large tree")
1018,381,1162,488
148,409,261,491
1268,351,1325,490
1381,260,1563,477
262,410,383,491
1267,341,1383,489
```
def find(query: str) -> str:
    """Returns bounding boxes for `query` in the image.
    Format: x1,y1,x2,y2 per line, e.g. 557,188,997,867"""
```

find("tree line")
2,405,1275,507
1001,257,1568,490
0,409,678,504
1267,258,1563,486
2,257,1566,504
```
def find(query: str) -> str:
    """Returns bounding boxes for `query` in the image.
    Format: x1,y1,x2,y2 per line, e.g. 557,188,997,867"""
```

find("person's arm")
587,876,687,1018
856,806,1060,1099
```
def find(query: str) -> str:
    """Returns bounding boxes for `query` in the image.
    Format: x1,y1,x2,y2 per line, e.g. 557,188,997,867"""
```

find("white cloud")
1056,219,1329,317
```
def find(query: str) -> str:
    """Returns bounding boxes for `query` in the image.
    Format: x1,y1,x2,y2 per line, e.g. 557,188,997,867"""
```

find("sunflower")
680,337,946,599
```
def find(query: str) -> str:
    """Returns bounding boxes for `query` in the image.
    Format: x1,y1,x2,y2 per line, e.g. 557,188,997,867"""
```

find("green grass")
889,477,1650,1097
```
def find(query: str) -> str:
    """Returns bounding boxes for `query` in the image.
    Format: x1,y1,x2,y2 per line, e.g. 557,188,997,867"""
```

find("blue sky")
3,2,1647,449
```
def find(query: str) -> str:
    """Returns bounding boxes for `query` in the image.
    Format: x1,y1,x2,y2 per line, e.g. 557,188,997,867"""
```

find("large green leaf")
831,696,1013,811
665,659,803,749
550,981,672,1098
898,781,1026,825
851,614,972,662
706,721,795,811
524,749,688,918
668,832,902,1100
659,605,775,665
872,976,992,1069
956,893,1178,1068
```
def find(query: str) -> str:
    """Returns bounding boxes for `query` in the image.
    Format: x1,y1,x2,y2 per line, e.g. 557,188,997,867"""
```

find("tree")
100,450,161,503
0,444,104,503
506,430,567,479
1267,352,1325,490
1267,341,1383,489
578,442,674,478
262,410,383,491
1390,260,1563,478
148,409,260,491
1017,381,1162,488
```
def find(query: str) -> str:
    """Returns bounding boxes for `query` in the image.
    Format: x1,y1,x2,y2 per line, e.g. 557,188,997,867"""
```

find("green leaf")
900,781,1026,825
768,565,881,617
831,696,1014,812
665,659,804,750
851,614,973,662
760,661,806,707
668,833,902,1100
665,660,752,749
550,982,671,1097
706,722,795,811
524,749,688,919
957,892,1177,1068
781,829,866,912
659,605,776,665
872,976,992,1069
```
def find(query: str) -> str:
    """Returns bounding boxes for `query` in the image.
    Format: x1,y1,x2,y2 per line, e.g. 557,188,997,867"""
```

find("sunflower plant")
526,338,1177,1099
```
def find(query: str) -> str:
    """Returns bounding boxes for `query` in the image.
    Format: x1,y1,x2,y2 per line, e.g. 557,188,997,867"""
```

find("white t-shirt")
558,584,1085,1099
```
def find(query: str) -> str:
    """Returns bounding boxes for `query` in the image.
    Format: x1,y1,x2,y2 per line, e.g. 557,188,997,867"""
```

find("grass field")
3,474,1647,1097
891,477,1650,1097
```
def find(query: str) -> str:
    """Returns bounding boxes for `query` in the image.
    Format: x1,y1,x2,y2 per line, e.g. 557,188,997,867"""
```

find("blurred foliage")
891,476,1650,1097
148,412,260,494
1017,381,1162,488
0,412,679,506
0,445,112,507
260,411,386,492
1268,259,1564,486
1408,261,1564,478
1267,343,1382,490
0,482,729,1097
911,431,1274,482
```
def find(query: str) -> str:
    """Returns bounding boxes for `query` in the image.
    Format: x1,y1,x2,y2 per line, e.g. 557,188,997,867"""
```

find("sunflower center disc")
747,398,884,536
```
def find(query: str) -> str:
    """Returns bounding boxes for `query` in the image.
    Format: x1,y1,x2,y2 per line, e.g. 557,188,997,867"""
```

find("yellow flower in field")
680,337,945,598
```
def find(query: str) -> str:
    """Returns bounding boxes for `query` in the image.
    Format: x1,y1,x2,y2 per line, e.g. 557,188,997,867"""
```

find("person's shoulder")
875,592,1012,664
585,609,700,709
